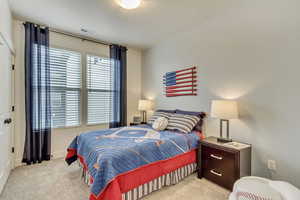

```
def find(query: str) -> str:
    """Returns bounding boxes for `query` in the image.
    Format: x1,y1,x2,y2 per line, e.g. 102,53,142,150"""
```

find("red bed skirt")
67,149,197,200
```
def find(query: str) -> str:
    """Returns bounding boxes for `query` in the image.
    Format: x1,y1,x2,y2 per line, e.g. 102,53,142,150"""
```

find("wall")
0,0,13,194
127,48,142,125
13,20,142,165
0,0,13,48
142,0,300,187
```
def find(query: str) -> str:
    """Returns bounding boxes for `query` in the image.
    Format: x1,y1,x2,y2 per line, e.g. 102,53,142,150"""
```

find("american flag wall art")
163,66,197,97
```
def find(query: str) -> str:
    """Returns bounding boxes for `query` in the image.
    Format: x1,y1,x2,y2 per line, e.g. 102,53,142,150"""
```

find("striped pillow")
148,112,171,124
166,113,200,134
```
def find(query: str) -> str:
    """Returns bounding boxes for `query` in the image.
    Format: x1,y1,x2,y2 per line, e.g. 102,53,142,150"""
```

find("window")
49,48,81,128
87,55,113,125
36,46,113,128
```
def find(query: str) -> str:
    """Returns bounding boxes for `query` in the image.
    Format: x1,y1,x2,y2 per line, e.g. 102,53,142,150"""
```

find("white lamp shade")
138,100,153,111
210,100,238,119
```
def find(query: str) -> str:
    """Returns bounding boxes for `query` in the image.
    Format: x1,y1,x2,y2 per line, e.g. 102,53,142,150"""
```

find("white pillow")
152,117,169,131
148,112,171,124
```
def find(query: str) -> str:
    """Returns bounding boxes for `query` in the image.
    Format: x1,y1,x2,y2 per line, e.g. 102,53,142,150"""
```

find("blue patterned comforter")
66,125,200,197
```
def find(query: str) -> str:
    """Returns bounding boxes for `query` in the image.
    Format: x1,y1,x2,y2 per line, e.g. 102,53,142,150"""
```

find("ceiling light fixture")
119,0,141,9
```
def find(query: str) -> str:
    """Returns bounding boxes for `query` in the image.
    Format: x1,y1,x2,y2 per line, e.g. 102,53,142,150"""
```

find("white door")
0,34,13,193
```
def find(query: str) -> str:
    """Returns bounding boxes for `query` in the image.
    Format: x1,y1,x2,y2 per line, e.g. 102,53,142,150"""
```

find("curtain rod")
22,22,112,46
49,28,112,46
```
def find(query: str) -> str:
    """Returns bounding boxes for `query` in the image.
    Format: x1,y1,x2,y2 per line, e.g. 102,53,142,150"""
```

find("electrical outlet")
267,160,277,171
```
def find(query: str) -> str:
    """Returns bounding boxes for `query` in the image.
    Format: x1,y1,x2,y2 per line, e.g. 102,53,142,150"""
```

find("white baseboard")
14,156,23,168
14,151,66,167
0,160,11,195
52,151,66,160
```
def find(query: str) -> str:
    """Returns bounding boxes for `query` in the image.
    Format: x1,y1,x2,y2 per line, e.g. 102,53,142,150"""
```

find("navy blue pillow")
156,109,176,113
175,109,206,131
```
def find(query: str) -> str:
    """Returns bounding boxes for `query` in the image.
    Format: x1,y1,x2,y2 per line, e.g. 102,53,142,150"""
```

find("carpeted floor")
0,158,229,200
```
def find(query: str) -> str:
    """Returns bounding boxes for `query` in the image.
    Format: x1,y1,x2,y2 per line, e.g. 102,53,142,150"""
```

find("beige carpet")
0,159,229,200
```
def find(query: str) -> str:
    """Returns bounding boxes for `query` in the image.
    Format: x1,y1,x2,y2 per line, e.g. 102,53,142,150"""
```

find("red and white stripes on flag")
163,67,197,97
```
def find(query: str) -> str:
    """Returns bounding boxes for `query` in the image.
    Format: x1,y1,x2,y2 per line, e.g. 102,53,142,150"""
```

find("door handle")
4,118,12,124
210,169,222,177
210,154,223,160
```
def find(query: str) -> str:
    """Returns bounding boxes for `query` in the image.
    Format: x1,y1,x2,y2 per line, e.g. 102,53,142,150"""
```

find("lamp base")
141,111,147,124
217,137,233,143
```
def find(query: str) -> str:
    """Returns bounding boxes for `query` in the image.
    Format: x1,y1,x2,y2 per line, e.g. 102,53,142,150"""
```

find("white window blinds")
87,55,113,125
49,48,81,128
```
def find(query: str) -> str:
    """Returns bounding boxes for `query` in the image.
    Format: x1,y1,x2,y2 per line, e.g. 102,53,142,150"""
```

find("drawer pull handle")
210,169,222,177
210,154,223,160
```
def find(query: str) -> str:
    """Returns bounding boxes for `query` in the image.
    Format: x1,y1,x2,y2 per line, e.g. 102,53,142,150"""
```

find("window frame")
49,45,112,129
49,45,83,129
85,53,113,126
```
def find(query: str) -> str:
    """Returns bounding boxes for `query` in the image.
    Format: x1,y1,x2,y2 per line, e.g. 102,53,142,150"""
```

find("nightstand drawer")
202,145,235,169
203,167,236,190
202,145,237,190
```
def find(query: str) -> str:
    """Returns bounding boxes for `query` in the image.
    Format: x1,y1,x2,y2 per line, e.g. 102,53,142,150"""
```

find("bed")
66,112,205,200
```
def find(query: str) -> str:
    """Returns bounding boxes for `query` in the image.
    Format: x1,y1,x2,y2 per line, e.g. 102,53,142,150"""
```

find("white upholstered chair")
229,176,300,200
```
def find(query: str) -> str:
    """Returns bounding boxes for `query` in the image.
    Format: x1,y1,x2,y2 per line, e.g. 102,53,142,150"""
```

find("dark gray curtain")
109,45,127,128
23,22,51,164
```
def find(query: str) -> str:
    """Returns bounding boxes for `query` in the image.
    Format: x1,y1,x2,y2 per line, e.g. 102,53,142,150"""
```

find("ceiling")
9,0,236,49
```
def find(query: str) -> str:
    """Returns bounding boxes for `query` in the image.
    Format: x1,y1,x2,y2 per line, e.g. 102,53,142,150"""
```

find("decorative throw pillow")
166,113,200,134
175,109,206,132
148,111,171,124
152,117,169,131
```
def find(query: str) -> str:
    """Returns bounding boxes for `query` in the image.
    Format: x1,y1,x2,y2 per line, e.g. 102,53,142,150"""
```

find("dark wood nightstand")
130,122,140,126
198,136,251,190
129,122,147,126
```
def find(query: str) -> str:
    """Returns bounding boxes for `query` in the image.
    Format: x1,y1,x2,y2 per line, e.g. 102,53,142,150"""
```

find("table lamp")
211,100,238,143
138,100,153,124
